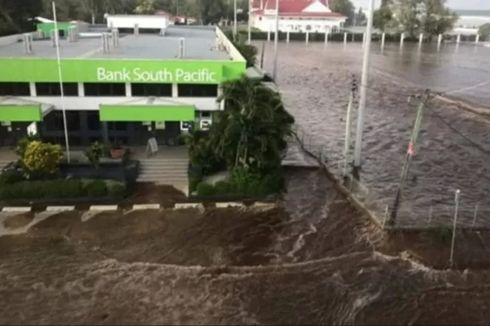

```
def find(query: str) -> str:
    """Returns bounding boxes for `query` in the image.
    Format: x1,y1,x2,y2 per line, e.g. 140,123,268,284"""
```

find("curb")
0,202,278,213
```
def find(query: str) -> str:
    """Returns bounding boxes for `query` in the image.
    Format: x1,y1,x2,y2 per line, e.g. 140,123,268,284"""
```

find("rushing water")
262,41,490,227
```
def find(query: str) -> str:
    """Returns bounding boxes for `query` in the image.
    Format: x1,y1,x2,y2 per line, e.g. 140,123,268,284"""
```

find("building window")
0,82,30,96
84,83,126,96
178,84,218,97
131,83,172,97
87,111,101,131
36,82,78,96
44,111,80,131
108,122,128,131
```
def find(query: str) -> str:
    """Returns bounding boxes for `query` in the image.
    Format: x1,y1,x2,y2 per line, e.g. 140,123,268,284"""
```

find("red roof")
252,0,344,18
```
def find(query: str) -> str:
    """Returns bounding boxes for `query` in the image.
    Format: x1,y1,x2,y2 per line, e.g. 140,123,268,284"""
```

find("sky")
351,0,490,11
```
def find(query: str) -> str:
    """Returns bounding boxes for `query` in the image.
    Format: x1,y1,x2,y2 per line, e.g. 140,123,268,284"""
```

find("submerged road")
261,41,490,227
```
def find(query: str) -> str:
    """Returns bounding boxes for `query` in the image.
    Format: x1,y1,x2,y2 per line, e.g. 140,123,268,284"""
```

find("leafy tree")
134,0,157,14
479,23,490,38
373,3,394,31
353,8,367,26
385,0,456,37
329,0,355,26
0,0,43,35
199,0,226,24
419,0,457,37
391,0,421,37
22,141,63,176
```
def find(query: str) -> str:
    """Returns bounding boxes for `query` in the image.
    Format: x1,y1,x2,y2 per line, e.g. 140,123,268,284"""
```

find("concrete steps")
137,158,189,194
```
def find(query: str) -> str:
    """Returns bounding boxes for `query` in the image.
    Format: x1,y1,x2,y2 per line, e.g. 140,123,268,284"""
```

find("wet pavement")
261,41,490,227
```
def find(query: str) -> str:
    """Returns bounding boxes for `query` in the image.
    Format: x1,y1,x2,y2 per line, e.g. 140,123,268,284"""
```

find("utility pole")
272,0,279,80
343,75,358,177
233,0,238,39
353,0,375,169
388,90,431,226
248,0,252,44
52,1,71,163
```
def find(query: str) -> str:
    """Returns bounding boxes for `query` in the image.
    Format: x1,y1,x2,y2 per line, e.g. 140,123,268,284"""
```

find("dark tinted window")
84,83,126,96
87,111,101,131
36,82,78,96
0,82,30,96
44,111,80,131
178,84,218,97
131,83,172,97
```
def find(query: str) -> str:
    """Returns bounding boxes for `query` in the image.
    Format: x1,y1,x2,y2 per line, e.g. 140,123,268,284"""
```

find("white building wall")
17,96,219,112
253,16,344,33
106,15,169,30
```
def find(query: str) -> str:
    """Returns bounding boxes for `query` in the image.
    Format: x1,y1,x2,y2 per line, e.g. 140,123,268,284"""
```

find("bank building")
0,15,246,147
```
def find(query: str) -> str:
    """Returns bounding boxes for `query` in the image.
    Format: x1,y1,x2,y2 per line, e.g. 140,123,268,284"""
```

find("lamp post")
52,1,71,163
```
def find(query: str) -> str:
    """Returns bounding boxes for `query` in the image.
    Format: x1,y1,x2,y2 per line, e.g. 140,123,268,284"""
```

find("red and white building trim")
251,0,346,33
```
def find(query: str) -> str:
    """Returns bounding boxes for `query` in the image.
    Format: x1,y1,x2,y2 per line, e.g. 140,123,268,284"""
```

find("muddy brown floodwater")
262,41,490,227
2,167,490,324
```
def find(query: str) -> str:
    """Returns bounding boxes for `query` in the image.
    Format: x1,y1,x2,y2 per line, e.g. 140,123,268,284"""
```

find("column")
172,84,178,98
78,82,85,96
125,83,132,97
29,82,37,97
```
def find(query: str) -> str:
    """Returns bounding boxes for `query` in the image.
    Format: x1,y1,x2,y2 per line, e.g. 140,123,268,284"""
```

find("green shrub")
60,180,85,198
0,167,24,185
108,182,126,199
196,182,215,196
85,180,107,197
214,180,232,194
84,142,106,169
22,141,63,176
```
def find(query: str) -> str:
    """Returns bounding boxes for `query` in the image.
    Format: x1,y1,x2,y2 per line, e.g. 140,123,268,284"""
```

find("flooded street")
2,168,490,324
263,41,490,227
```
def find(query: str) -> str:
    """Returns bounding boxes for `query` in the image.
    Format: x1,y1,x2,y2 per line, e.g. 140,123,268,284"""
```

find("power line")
427,108,490,157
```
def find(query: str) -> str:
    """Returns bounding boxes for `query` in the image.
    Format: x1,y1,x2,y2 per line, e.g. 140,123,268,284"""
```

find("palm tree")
210,76,294,173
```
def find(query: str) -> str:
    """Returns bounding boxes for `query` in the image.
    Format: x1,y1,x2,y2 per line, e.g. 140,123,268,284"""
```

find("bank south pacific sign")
96,66,220,83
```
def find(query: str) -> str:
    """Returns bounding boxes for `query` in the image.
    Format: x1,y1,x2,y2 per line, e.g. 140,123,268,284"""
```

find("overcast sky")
351,0,490,10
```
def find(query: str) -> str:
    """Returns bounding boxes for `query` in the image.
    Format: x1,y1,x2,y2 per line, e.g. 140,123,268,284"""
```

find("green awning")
99,105,196,122
0,105,42,122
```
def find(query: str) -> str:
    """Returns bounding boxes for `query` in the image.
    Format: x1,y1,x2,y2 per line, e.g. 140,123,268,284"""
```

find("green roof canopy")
0,105,42,122
99,105,195,122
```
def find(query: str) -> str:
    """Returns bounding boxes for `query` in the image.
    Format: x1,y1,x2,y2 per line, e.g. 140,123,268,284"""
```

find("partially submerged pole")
381,32,386,50
437,34,443,51
343,76,357,177
450,189,461,267
353,0,375,169
388,91,430,225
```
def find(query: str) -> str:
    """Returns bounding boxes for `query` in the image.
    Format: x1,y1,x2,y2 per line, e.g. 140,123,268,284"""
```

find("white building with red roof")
251,0,346,33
